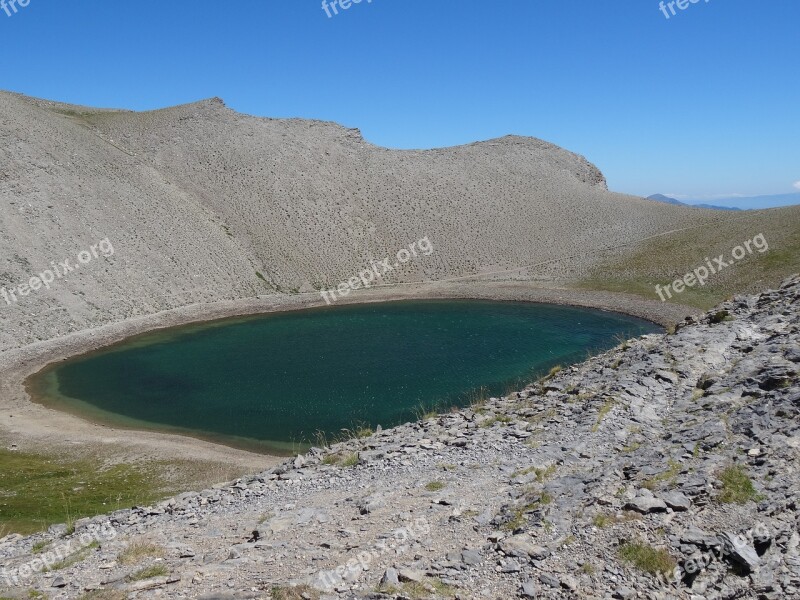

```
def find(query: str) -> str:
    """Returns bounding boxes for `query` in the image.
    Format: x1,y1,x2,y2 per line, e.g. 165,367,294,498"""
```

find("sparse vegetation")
542,365,562,381
127,564,168,582
118,540,165,565
578,212,800,309
380,577,456,599
78,591,128,600
718,464,762,504
592,511,640,528
413,404,440,421
45,541,99,572
710,309,732,324
271,585,320,600
322,452,360,468
643,459,682,491
621,440,642,453
618,542,676,577
479,414,513,428
511,464,556,482
425,481,445,492
592,398,617,431
0,453,248,537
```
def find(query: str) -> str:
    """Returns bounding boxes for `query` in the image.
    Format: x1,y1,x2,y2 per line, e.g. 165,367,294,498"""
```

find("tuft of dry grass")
118,540,165,565
618,542,676,577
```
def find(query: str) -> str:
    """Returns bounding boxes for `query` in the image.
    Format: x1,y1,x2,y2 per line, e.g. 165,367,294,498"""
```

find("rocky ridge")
1,276,798,599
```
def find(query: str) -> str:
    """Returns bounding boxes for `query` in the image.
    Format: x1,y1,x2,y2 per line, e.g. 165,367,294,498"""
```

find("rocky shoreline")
1,276,798,599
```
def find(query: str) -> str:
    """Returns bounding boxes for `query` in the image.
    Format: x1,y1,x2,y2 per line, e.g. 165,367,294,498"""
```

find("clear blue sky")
1,0,798,199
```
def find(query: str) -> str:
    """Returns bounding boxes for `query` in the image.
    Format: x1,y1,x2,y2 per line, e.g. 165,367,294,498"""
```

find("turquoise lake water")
30,301,660,454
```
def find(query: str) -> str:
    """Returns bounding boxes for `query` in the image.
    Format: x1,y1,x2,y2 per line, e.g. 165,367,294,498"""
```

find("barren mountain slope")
0,91,793,353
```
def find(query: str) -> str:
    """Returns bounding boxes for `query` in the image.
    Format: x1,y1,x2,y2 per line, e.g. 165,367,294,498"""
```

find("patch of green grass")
425,481,445,492
127,564,168,582
618,542,676,577
576,208,800,309
718,465,762,504
31,540,49,554
0,449,167,535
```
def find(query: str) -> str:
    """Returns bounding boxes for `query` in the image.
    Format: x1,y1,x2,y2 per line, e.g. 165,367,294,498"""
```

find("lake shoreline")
0,282,697,471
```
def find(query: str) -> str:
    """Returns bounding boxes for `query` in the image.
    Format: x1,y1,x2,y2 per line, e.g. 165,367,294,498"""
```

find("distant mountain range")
647,194,741,211
647,192,800,211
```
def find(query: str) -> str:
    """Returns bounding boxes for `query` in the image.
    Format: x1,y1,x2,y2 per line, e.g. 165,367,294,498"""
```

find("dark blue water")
30,301,659,454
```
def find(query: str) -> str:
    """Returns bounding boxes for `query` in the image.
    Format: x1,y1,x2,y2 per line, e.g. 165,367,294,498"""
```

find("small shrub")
425,481,445,492
709,310,732,324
